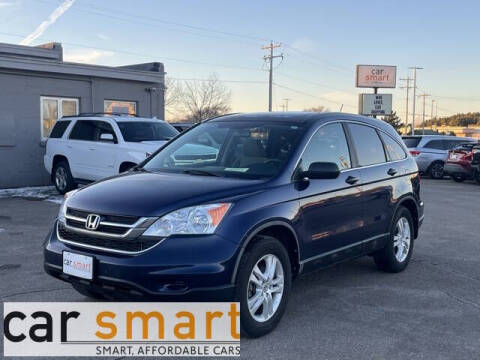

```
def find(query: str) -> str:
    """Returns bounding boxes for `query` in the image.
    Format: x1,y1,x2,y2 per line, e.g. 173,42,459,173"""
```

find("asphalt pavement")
1,179,479,359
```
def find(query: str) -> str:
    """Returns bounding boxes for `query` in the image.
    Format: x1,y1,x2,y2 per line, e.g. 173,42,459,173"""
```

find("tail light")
409,150,421,157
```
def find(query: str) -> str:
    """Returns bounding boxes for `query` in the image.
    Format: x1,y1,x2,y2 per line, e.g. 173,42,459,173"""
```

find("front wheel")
374,207,414,273
235,236,292,338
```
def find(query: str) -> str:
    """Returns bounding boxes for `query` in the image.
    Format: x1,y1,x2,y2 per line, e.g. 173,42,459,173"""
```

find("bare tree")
303,105,330,112
163,77,183,121
181,73,232,123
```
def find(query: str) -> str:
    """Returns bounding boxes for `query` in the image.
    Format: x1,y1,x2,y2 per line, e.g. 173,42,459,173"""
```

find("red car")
444,143,479,182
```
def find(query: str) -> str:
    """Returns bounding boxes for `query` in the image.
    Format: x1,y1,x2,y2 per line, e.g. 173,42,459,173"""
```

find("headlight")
143,203,231,237
58,189,78,224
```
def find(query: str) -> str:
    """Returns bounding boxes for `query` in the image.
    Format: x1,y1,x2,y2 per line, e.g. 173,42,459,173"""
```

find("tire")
235,235,292,338
53,160,76,194
452,175,465,183
474,170,480,185
119,162,136,173
72,283,106,300
373,206,414,273
428,161,444,179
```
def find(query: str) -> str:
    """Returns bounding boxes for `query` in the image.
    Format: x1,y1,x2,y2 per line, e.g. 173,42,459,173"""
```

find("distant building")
0,42,165,188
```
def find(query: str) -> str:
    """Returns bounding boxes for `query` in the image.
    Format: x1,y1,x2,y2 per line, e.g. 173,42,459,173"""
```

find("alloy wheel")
247,254,284,323
55,167,67,191
394,217,411,262
430,163,444,179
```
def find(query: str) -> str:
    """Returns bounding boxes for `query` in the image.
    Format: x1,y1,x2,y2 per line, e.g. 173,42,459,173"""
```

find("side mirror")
301,162,340,180
99,133,115,143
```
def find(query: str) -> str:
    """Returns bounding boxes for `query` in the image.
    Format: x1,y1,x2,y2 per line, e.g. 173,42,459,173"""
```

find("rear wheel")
235,236,292,338
452,175,465,182
474,170,480,185
53,160,76,194
428,161,444,179
374,206,414,273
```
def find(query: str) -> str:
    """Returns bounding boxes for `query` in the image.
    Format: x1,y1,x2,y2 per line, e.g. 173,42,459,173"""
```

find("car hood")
67,171,265,217
123,141,168,153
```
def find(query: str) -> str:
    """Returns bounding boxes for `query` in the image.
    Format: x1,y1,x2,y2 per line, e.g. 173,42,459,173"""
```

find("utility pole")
400,76,414,135
262,41,283,112
430,99,435,130
409,66,423,135
281,98,291,111
417,92,431,135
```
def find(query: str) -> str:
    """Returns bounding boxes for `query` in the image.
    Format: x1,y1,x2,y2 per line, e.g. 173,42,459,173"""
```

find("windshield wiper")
182,169,221,177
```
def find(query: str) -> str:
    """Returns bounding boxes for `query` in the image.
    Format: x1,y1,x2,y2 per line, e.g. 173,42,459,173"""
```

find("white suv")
44,114,179,194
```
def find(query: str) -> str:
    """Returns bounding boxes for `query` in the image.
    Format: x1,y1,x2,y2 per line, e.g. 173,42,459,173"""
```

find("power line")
409,66,423,135
417,92,431,135
273,82,356,109
400,76,414,134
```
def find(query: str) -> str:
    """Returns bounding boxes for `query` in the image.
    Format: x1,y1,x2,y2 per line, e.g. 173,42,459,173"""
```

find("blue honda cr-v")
44,112,424,337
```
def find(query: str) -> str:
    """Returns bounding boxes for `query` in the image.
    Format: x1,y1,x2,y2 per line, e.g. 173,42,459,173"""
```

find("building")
0,42,165,188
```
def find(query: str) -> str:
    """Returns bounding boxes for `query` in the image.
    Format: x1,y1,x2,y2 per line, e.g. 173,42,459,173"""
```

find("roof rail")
62,112,138,118
201,113,242,122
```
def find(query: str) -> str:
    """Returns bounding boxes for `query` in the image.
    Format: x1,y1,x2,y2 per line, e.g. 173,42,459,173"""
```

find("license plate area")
63,251,93,280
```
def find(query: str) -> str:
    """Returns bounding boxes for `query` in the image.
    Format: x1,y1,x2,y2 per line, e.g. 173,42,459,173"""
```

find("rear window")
348,124,386,166
424,140,446,150
402,137,422,148
49,121,71,138
379,132,407,161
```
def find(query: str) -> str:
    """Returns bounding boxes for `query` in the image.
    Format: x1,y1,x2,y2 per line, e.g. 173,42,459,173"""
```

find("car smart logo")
3,302,240,357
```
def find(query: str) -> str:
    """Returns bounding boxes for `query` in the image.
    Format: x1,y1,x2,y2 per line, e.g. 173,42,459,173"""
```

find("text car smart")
44,112,424,337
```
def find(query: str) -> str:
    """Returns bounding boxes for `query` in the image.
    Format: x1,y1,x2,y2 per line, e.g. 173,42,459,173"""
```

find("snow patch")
0,186,63,204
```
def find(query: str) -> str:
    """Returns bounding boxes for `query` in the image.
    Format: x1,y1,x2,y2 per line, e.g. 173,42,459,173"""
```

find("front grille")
66,218,127,235
67,208,139,225
58,223,161,253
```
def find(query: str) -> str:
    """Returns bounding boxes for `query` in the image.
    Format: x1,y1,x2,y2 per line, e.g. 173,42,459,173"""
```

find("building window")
41,96,79,139
104,100,137,115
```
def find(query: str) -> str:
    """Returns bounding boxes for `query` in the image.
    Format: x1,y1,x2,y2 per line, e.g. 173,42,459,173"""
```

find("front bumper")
44,221,239,300
444,163,471,176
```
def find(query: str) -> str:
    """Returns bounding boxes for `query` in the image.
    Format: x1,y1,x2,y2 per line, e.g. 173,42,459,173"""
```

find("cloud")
64,49,114,63
97,33,110,41
19,0,76,45
0,1,17,8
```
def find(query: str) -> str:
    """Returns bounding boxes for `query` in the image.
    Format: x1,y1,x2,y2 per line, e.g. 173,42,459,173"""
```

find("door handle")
88,148,96,151
345,176,359,185
387,168,397,176
66,145,72,149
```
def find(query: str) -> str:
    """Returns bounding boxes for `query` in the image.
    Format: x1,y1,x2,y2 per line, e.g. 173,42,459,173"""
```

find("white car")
44,114,179,194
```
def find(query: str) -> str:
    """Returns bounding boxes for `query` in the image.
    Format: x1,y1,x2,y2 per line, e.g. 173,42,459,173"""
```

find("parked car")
402,135,476,179
44,113,179,194
44,112,424,337
170,122,194,132
444,142,479,182
471,145,480,184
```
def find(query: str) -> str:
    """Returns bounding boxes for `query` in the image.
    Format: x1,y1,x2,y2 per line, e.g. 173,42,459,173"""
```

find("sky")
1,0,480,122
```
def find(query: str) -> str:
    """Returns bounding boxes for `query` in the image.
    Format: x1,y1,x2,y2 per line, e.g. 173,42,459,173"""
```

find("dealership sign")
359,94,392,116
356,65,396,88
4,302,240,357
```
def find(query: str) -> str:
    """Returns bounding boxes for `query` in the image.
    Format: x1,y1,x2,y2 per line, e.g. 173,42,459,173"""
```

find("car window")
301,123,351,171
348,124,386,166
95,121,117,142
379,132,407,161
49,121,71,138
69,120,116,142
117,121,178,142
143,122,305,179
402,137,422,148
69,120,96,141
423,139,446,150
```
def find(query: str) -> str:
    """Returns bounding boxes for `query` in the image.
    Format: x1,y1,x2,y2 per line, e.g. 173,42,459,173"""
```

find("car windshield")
142,121,305,179
117,121,178,142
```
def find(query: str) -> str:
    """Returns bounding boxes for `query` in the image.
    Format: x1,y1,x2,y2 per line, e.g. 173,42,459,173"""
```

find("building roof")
0,42,164,84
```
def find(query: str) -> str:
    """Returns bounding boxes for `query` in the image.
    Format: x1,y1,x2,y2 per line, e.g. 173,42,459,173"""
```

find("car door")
67,120,98,180
346,123,403,252
90,120,118,180
296,122,365,272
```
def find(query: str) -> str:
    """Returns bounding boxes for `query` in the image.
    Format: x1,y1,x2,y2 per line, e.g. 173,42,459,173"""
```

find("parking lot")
1,178,479,360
